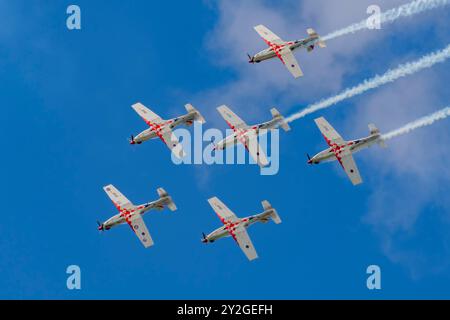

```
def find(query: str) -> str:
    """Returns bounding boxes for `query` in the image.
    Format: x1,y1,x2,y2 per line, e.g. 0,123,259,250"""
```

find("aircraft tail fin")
368,123,380,135
262,200,281,224
185,104,206,124
157,188,177,212
368,124,387,148
307,28,326,48
270,108,291,132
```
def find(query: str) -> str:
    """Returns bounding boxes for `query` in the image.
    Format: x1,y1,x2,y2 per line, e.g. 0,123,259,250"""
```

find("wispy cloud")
196,0,403,123
351,75,450,278
199,0,450,277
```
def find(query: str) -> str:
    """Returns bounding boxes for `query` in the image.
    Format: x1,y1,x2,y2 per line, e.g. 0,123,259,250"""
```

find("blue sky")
1,0,450,299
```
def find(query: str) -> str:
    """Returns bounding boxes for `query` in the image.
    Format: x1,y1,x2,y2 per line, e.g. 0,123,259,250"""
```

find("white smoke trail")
322,0,449,41
381,106,450,140
286,44,450,123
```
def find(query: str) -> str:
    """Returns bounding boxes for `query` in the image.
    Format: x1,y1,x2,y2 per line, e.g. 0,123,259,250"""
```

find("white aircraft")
249,25,326,78
98,185,177,248
213,105,291,167
202,197,281,261
307,117,386,186
130,103,206,158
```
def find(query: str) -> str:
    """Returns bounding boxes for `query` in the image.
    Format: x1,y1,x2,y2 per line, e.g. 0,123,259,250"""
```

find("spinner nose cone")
97,221,105,231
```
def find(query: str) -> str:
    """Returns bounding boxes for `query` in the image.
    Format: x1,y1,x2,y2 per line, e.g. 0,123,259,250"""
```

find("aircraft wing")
217,105,249,130
243,132,269,167
233,225,258,261
132,103,163,125
103,184,134,211
314,117,345,145
128,214,154,248
279,47,304,78
338,151,363,186
254,24,284,44
208,197,238,223
158,127,186,159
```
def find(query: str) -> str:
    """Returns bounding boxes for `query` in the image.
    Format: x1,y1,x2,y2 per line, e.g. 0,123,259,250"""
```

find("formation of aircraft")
249,24,326,78
202,197,281,261
97,24,393,261
307,117,386,185
213,105,291,167
130,102,206,158
98,185,177,248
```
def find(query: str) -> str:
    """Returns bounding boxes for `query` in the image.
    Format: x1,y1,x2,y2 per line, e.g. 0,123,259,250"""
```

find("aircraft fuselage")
100,197,169,231
251,35,320,63
203,209,275,243
132,112,196,144
309,134,381,164
214,117,284,151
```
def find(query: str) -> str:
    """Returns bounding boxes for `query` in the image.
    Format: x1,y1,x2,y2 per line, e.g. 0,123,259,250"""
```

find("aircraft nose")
97,224,104,231
212,143,222,151
201,233,209,243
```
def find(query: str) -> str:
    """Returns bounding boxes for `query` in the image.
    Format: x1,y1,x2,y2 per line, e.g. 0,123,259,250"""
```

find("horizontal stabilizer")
185,103,206,124
306,28,316,36
157,188,177,211
307,28,326,48
262,200,281,224
270,108,291,132
369,124,386,148
368,123,380,135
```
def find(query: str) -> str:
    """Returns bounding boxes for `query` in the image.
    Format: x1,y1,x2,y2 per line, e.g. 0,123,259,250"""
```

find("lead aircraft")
202,197,281,261
249,24,326,78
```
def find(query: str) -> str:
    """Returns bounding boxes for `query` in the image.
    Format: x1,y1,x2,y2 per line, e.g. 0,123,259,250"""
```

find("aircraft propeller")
97,220,104,232
247,53,254,63
201,232,208,243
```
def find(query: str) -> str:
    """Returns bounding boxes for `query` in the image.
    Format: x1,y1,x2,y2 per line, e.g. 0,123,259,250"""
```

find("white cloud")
195,0,427,125
198,0,450,277
350,72,450,277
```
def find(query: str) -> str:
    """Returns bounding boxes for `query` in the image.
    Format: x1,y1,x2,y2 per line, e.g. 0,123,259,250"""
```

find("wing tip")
217,104,229,111
131,102,143,109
